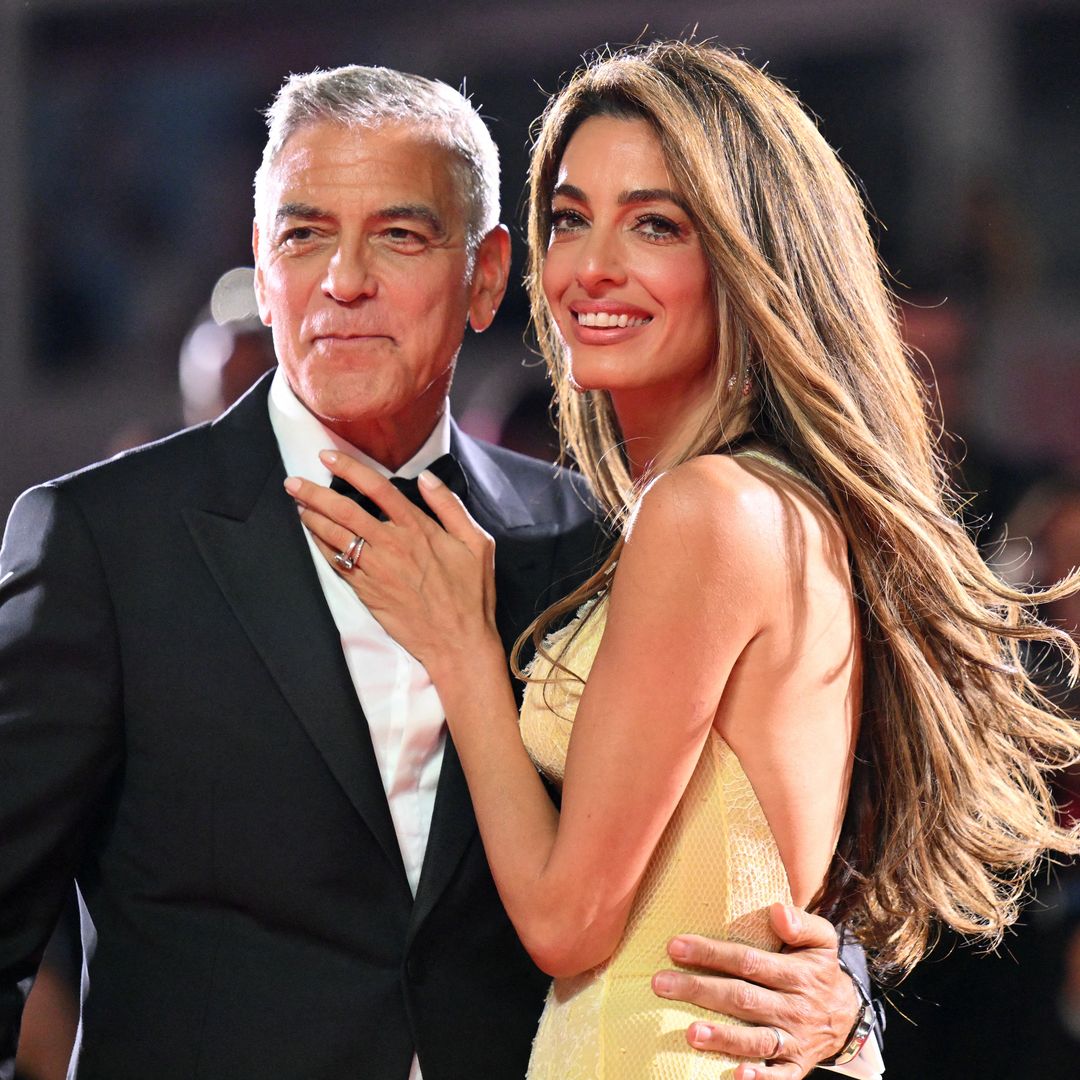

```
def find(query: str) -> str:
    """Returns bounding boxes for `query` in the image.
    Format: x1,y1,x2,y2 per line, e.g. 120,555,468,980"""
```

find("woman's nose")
574,227,627,292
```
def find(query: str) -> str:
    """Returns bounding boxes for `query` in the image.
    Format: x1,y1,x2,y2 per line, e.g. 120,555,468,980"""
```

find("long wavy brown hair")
514,40,1080,978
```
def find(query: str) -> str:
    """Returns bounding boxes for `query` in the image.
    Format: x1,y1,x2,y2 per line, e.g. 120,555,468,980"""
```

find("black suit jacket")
0,374,607,1079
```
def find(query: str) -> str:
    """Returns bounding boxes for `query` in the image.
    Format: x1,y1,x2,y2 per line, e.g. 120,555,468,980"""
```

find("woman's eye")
636,214,682,240
551,208,586,235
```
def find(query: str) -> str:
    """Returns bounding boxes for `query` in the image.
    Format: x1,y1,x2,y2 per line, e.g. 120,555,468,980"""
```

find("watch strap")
818,954,875,1067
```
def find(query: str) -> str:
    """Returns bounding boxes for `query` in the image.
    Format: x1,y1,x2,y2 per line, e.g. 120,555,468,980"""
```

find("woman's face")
541,115,717,418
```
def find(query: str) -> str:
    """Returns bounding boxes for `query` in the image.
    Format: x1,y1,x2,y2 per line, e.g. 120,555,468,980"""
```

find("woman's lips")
574,311,651,328
566,304,653,342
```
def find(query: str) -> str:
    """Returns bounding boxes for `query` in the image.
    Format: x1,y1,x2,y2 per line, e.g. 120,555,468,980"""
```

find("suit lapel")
410,428,556,931
182,378,410,897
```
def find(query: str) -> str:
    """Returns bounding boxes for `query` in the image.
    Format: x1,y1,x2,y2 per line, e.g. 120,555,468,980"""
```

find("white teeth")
575,311,650,328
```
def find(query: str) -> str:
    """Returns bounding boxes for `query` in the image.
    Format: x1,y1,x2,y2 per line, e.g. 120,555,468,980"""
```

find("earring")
727,371,752,397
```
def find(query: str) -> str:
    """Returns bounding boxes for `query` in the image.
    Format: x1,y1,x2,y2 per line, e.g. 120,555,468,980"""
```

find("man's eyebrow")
372,204,447,237
275,201,330,224
273,202,448,237
551,184,690,215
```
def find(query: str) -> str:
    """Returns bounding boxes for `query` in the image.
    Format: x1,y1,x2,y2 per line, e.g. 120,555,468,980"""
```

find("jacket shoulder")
26,421,218,514
454,433,600,528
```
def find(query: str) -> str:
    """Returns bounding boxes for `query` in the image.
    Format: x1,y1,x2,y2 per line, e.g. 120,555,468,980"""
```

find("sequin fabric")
519,595,792,1078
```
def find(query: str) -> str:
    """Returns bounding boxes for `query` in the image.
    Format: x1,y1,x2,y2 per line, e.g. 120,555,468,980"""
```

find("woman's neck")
613,385,746,480
613,391,699,480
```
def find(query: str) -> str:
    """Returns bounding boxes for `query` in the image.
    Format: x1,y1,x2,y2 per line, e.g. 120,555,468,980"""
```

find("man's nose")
574,228,628,293
322,243,377,303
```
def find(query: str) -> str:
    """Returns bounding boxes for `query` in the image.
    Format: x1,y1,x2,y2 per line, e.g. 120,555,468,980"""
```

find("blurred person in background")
0,63,870,1080
178,269,278,427
99,270,277,458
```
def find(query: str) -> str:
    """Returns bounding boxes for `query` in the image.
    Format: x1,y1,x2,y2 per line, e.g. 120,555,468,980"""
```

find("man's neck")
268,368,452,481
321,415,440,474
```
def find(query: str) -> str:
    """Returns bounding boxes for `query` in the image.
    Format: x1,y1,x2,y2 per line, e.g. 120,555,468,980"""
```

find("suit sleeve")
0,484,123,1073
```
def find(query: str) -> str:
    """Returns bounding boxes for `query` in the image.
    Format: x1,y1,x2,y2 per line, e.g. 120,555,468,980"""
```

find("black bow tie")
330,452,469,522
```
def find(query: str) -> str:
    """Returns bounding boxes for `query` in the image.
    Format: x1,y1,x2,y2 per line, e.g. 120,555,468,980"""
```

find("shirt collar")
267,366,452,486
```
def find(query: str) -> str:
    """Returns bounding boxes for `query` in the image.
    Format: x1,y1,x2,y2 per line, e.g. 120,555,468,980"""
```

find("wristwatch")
818,955,875,1067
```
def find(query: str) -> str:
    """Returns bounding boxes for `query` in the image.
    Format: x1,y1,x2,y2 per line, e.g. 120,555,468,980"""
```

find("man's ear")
468,224,511,334
252,219,272,327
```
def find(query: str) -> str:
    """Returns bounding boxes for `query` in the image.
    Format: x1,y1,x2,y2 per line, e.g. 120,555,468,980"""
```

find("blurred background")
2,0,1078,1077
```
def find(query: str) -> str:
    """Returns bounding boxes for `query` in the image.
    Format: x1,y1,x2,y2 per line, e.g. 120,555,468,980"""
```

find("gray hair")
253,65,500,252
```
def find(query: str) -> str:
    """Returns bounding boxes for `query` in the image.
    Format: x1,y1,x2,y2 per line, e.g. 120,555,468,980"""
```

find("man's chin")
305,396,380,429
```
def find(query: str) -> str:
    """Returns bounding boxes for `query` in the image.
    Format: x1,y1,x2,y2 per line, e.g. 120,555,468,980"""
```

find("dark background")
2,1,1079,1077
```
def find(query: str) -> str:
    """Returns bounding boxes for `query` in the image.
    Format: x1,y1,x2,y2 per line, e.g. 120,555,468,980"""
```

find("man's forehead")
263,120,467,229
272,119,457,184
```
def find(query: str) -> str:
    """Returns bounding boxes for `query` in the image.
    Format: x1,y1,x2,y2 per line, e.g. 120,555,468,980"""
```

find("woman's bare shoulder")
622,453,847,601
618,456,789,597
630,453,816,547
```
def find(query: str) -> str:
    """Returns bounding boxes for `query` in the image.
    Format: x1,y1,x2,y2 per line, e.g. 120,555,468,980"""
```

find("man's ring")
765,1026,787,1060
333,536,365,572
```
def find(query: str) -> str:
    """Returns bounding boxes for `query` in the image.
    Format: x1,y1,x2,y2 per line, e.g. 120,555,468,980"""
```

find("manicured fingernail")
284,477,301,495
785,904,801,930
668,937,690,961
689,1023,712,1047
319,450,338,464
653,972,675,996
418,469,443,489
742,1070,758,1080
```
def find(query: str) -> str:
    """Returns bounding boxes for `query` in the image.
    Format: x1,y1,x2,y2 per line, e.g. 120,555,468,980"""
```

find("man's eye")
279,226,316,246
383,228,428,249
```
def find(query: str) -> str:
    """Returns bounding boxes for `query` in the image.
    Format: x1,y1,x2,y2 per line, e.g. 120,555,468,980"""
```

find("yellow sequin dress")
519,594,792,1079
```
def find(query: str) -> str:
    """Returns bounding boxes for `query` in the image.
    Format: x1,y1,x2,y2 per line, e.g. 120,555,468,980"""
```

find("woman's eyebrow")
552,182,587,203
618,188,689,213
551,183,689,214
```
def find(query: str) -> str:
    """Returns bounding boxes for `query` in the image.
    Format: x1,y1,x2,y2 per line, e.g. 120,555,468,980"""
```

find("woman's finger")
319,450,430,528
309,529,362,576
419,470,497,624
284,474,381,538
417,469,493,554
296,504,371,569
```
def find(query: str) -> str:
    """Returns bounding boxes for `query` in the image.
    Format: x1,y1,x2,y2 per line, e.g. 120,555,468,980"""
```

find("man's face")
253,121,502,457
